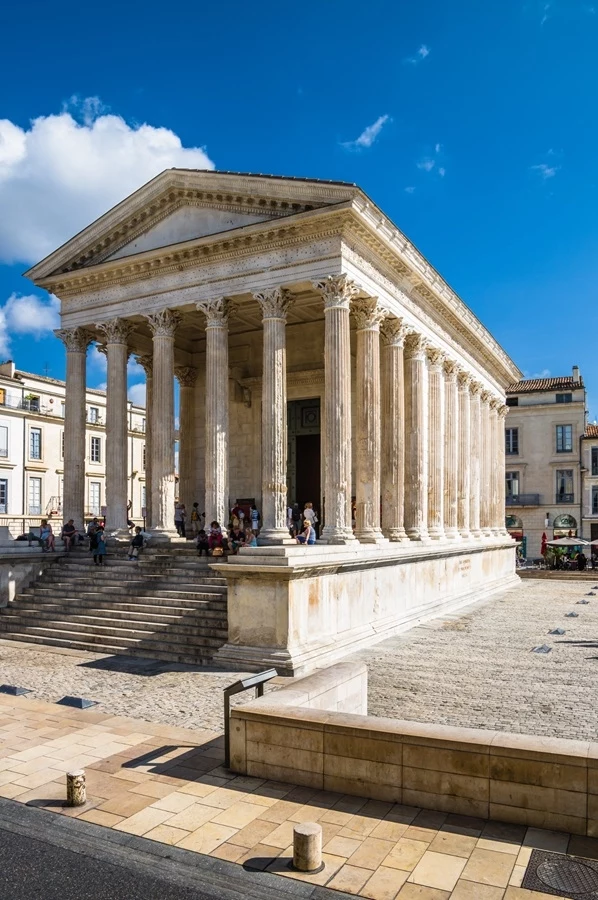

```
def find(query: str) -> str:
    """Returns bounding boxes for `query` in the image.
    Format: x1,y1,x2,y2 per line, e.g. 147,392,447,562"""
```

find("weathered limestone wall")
214,543,518,675
230,660,597,836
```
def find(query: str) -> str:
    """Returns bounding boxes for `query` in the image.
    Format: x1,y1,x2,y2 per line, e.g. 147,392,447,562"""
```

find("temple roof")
506,376,584,393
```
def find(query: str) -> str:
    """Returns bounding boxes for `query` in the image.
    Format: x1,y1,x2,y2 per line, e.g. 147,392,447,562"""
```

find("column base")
149,527,180,543
383,528,410,543
459,530,473,540
258,528,295,546
427,527,446,541
354,531,389,545
319,526,357,545
406,529,431,543
444,528,462,541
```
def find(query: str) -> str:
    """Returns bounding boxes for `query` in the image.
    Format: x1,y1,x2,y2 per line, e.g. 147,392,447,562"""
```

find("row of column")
57,276,508,545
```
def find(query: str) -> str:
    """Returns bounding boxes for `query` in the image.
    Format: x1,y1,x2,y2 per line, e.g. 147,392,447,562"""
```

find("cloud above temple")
341,115,391,151
404,44,430,64
0,98,215,265
0,292,60,358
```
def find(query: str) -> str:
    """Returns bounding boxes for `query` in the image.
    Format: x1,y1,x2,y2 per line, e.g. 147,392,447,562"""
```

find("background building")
0,360,146,534
504,367,586,558
582,423,598,545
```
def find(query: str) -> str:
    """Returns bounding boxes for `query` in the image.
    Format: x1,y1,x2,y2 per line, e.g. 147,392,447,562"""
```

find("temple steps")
0,547,229,665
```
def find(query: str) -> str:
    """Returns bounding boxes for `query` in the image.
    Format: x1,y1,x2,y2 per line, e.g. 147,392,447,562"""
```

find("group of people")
196,520,258,557
287,502,317,545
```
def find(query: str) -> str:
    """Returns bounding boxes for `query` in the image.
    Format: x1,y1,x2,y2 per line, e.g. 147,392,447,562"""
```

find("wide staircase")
0,545,229,665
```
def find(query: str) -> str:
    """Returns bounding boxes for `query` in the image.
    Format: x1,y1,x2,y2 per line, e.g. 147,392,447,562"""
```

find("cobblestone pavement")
0,641,252,732
349,577,598,741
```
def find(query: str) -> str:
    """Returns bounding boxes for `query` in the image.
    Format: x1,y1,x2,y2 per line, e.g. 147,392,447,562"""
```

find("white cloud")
523,368,551,378
0,98,215,265
404,44,430,64
127,356,145,378
435,143,442,153
341,114,390,151
128,382,146,406
404,186,416,194
95,381,107,392
417,157,436,172
531,163,559,179
438,167,446,177
0,292,61,359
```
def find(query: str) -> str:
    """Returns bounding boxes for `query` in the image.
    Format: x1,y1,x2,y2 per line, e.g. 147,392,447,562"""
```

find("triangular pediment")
26,169,358,281
104,204,278,261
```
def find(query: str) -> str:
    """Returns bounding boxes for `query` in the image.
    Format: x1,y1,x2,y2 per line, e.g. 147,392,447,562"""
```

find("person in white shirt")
303,502,318,537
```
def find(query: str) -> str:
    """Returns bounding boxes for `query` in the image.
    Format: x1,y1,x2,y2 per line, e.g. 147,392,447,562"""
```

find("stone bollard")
293,822,323,873
66,769,86,807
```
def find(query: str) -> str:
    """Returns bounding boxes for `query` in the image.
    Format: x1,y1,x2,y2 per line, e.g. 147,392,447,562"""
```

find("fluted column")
480,390,493,537
97,319,133,534
443,359,460,540
254,288,294,544
426,349,445,540
497,404,509,536
381,318,409,542
175,366,198,511
469,382,482,538
312,275,358,544
457,371,472,539
197,297,232,533
404,332,430,542
352,297,387,543
146,310,181,536
135,355,153,527
55,328,93,531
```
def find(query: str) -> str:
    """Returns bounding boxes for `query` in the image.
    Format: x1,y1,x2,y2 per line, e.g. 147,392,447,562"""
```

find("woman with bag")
303,502,318,538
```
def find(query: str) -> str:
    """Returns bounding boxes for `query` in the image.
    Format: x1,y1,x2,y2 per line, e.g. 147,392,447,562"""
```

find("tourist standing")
174,503,186,537
190,502,201,536
250,504,261,535
93,526,107,566
290,503,301,537
303,502,318,537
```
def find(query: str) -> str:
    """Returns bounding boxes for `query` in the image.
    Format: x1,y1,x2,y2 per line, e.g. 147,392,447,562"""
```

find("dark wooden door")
295,433,321,512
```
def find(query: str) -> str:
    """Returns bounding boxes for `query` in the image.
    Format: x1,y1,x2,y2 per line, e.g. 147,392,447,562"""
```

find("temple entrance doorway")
287,398,321,515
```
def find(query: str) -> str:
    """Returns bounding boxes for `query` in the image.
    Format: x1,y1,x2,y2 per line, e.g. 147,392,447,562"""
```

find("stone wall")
231,661,598,836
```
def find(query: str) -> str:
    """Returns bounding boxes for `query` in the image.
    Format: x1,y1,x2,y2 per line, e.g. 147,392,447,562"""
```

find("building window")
506,397,519,407
556,469,574,503
142,444,146,470
25,395,40,412
505,427,519,455
29,427,42,460
556,424,573,452
505,471,520,500
88,407,99,424
90,436,101,463
0,425,8,459
593,486,598,516
556,393,572,403
89,482,101,516
592,447,598,477
61,431,64,460
141,485,146,513
142,418,146,432
0,478,7,514
60,402,65,418
28,477,41,515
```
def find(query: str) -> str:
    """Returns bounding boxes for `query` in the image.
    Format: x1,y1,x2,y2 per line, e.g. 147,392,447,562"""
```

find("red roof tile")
585,424,598,438
506,376,584,393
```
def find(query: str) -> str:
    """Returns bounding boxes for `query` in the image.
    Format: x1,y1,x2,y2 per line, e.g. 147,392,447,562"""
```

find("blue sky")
0,0,597,412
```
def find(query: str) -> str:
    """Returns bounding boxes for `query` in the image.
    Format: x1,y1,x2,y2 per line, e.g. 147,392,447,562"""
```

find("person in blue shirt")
296,519,316,545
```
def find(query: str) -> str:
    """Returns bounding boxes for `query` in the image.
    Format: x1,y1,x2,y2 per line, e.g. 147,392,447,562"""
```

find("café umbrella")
546,537,590,547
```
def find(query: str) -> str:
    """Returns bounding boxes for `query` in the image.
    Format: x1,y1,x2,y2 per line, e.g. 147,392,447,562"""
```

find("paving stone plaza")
1,577,596,744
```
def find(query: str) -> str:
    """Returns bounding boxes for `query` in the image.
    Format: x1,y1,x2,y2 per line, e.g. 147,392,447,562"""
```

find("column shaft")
255,289,294,544
56,328,92,531
427,350,446,540
353,298,386,543
497,405,509,535
197,298,231,531
313,276,358,544
443,360,460,539
457,372,472,538
480,391,493,536
175,367,198,510
135,356,153,527
381,319,409,541
147,310,180,536
404,333,430,542
469,383,482,537
97,319,132,534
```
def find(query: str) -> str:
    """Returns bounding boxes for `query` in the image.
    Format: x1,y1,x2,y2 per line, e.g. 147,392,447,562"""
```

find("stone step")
16,593,226,613
0,620,226,650
0,632,216,665
44,567,226,585
26,583,226,600
0,609,228,639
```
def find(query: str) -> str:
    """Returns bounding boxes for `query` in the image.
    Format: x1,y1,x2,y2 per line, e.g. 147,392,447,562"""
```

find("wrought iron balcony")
506,494,541,507
555,493,574,503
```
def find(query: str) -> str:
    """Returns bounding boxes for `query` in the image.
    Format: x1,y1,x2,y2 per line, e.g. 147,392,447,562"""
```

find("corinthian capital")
427,347,446,368
54,327,94,353
457,369,472,390
480,389,492,404
96,318,135,345
443,358,459,380
498,403,509,418
146,309,182,337
470,380,483,397
254,287,294,320
196,297,234,326
134,354,153,378
404,332,428,358
351,297,387,331
312,274,359,310
175,366,198,388
380,317,410,348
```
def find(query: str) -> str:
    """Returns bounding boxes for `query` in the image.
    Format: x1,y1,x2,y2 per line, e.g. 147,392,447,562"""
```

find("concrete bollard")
293,822,323,872
66,769,86,807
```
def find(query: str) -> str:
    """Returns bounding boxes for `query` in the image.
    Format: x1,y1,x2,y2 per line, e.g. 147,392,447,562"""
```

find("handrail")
223,669,278,768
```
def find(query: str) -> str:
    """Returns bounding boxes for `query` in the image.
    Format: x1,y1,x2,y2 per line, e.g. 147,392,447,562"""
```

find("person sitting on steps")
196,528,209,557
128,526,145,560
61,519,78,551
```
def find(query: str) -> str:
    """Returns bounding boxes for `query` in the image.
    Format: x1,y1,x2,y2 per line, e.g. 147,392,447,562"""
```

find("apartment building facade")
504,367,587,558
0,360,146,533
